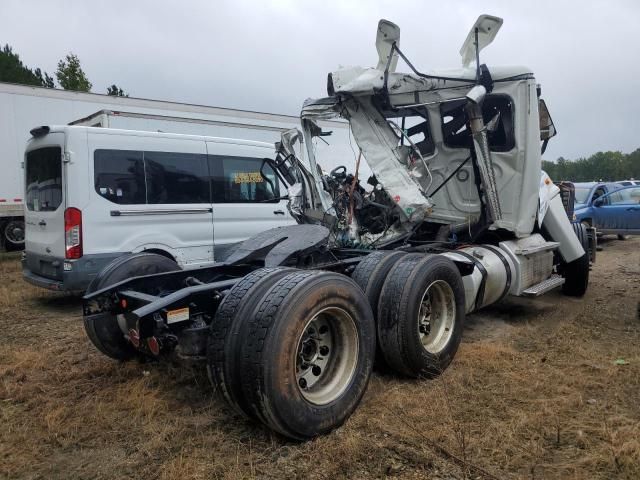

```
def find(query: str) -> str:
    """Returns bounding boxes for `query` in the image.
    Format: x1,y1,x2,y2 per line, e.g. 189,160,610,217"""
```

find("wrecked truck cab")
293,16,569,253
82,15,592,441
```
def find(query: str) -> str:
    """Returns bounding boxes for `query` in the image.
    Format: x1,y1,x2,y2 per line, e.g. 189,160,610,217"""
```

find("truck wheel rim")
295,307,359,405
417,280,456,354
4,220,25,244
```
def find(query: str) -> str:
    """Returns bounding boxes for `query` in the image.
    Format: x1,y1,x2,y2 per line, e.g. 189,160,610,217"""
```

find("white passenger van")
22,125,295,291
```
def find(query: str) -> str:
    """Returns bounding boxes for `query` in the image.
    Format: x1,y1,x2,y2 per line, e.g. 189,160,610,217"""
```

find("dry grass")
1,238,639,479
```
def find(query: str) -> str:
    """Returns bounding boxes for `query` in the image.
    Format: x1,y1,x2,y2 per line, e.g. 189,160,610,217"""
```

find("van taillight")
64,207,82,259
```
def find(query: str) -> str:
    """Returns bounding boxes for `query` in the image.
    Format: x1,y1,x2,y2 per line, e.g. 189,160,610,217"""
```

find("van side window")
440,94,515,152
145,152,209,204
211,156,280,203
94,150,145,204
95,150,210,205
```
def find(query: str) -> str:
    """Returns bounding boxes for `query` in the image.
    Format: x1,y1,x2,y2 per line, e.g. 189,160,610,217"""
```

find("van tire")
561,223,590,297
207,267,295,418
239,271,375,440
83,253,180,360
377,255,466,378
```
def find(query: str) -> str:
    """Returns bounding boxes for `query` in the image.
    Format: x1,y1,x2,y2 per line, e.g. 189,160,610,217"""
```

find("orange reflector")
147,337,160,356
128,329,140,348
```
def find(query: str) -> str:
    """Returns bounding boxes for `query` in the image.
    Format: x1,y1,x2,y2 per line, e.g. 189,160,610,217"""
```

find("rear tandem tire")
562,223,590,297
83,253,180,360
351,250,409,368
351,251,408,308
206,266,296,418
239,271,376,440
377,255,466,378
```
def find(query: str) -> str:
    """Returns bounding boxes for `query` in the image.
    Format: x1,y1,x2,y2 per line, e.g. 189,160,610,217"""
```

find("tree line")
542,149,640,182
0,44,127,96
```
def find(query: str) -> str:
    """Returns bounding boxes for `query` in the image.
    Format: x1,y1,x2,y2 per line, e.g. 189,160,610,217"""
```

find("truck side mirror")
539,99,557,141
594,198,604,207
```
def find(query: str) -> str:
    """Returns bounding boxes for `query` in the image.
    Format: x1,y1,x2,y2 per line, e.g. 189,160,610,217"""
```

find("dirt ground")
1,237,639,480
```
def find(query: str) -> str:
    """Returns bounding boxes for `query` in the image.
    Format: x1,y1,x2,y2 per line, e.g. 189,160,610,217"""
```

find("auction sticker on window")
166,307,190,324
234,172,264,184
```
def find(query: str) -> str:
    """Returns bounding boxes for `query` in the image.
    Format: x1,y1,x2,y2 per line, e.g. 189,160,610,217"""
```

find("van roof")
29,125,276,149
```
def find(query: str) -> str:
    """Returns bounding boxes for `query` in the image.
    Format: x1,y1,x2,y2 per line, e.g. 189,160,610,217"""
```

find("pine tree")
56,53,92,92
0,44,55,87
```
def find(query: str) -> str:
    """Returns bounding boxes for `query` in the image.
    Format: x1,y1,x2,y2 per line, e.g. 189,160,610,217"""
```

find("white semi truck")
0,83,349,250
81,15,592,440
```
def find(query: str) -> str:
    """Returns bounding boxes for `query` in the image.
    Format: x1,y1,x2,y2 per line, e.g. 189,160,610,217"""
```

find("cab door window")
440,95,515,152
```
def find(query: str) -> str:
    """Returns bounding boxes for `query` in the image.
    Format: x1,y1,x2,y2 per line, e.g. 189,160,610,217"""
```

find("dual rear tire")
352,252,466,377
206,253,466,439
207,269,376,440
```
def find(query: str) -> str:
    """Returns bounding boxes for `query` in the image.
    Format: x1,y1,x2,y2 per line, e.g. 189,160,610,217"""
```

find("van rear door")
24,135,67,280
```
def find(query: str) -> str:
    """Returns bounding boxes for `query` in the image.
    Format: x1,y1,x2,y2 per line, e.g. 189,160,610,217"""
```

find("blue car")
574,182,640,237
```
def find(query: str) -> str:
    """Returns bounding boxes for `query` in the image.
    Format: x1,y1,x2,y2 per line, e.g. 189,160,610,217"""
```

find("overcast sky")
2,0,639,160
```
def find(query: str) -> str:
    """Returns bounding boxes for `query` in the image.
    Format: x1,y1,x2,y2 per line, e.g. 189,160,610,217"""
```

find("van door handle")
273,210,285,215
626,207,639,211
38,220,46,226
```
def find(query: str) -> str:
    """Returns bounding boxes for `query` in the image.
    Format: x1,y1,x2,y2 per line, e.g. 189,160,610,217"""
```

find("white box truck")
0,82,350,250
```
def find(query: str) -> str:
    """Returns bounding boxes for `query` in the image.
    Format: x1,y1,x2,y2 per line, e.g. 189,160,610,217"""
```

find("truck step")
521,275,565,297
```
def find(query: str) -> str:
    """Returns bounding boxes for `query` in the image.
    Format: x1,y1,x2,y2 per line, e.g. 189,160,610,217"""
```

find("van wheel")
561,223,590,297
239,271,375,440
207,267,295,418
617,234,628,240
83,253,180,360
3,219,25,250
377,255,466,378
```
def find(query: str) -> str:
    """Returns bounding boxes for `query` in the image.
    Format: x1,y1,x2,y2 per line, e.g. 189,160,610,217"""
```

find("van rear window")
26,147,63,212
